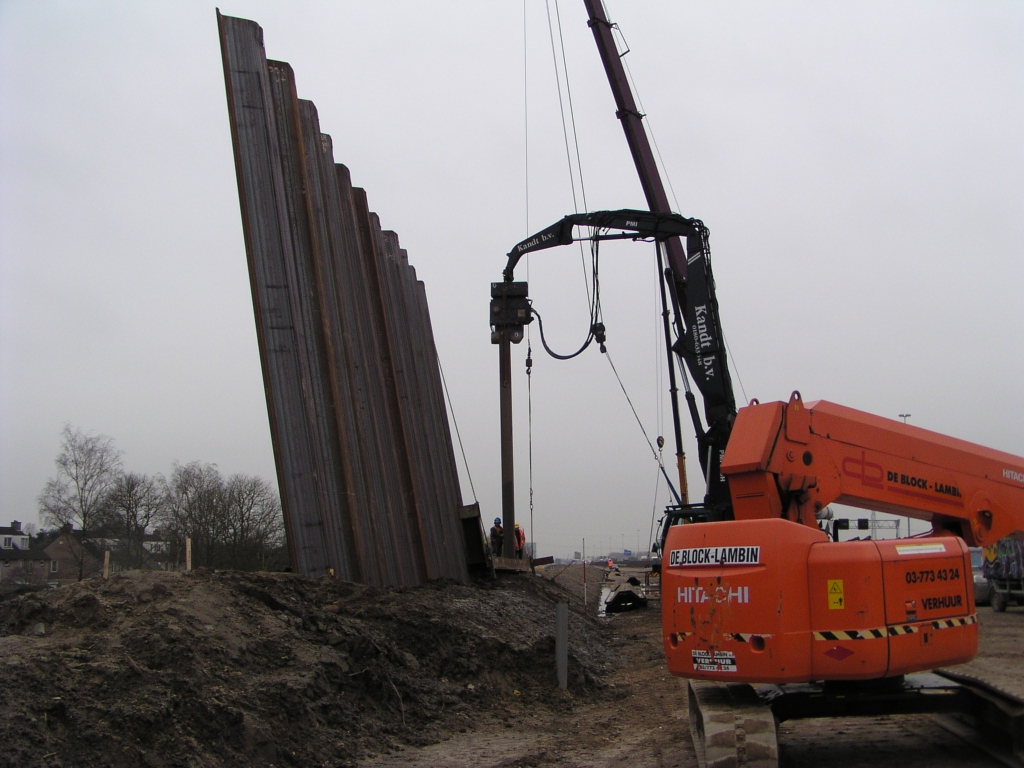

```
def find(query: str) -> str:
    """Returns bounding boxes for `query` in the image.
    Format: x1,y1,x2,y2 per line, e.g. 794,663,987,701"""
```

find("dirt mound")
0,570,614,768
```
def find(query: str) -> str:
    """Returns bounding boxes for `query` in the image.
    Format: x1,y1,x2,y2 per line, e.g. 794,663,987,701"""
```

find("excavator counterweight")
662,519,978,684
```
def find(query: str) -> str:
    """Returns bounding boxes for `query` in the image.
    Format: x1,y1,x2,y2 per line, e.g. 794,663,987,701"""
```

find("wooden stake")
103,550,110,579
556,603,568,690
185,537,192,572
583,538,587,619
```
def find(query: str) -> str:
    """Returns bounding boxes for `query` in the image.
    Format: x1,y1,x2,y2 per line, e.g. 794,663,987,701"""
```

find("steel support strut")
499,330,515,559
491,281,529,560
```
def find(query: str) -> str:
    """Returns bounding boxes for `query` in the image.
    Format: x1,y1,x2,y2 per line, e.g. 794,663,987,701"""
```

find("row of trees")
37,425,287,577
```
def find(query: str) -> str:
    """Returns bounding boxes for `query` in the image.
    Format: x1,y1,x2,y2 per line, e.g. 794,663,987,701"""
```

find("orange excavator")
664,392,1024,685
492,0,1024,761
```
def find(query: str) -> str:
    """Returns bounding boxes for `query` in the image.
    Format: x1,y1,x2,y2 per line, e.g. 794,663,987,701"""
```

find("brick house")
43,525,102,585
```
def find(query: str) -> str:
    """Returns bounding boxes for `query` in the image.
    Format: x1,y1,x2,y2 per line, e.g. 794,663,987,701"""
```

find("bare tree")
107,472,163,569
159,462,225,568
38,424,122,580
159,463,285,571
223,474,286,570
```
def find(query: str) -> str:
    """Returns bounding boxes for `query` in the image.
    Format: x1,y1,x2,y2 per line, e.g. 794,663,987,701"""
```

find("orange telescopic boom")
661,392,1024,684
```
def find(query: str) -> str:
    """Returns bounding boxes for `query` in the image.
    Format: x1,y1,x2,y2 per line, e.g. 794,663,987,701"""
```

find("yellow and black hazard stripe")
812,614,977,641
670,631,775,643
676,616,978,645
813,628,886,641
887,624,919,636
727,632,774,643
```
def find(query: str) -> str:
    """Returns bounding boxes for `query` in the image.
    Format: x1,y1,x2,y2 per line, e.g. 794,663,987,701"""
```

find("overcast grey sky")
2,1,1022,559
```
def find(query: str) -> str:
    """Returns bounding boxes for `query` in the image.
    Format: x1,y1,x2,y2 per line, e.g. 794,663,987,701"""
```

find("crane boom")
723,392,1024,546
582,0,736,506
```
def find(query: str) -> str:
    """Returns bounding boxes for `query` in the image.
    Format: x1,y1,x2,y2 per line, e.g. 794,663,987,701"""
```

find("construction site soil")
0,566,1019,768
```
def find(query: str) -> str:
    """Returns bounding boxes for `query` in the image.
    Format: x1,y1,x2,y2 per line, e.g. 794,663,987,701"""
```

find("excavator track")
687,680,778,768
687,672,1024,768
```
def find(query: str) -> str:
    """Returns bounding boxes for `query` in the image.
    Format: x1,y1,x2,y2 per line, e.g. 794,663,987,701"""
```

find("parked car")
969,548,988,606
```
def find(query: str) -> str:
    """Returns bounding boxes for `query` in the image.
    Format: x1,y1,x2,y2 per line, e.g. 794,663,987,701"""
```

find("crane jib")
503,209,703,281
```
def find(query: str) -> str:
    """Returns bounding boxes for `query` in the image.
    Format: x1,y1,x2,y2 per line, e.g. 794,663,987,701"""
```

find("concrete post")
556,602,568,690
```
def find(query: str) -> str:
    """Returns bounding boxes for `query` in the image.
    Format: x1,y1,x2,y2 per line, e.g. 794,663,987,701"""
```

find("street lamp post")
899,413,911,534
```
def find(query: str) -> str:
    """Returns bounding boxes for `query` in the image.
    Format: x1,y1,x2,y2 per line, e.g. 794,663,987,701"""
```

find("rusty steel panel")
347,186,430,583
370,218,466,580
218,12,468,585
217,15,341,579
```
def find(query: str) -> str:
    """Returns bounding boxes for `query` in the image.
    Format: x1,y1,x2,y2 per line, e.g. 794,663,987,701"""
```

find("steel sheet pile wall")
218,13,468,585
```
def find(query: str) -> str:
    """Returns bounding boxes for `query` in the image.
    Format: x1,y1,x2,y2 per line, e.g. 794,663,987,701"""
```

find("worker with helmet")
489,517,504,558
513,523,526,560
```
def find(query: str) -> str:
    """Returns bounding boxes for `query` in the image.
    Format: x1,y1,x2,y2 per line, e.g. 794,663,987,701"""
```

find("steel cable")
438,356,477,503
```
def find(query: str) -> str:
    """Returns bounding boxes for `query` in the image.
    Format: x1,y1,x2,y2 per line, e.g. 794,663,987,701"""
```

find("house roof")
45,532,104,560
0,547,50,562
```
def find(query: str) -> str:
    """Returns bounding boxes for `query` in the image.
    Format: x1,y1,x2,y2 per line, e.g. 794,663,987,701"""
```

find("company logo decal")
677,586,750,604
842,451,884,489
841,453,966,507
668,546,760,567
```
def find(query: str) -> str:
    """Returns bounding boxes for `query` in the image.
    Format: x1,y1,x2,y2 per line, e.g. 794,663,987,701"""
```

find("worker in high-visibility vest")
513,523,526,560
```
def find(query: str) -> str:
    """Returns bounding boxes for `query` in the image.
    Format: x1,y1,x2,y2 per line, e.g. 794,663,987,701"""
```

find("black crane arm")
502,206,735,508
502,209,702,282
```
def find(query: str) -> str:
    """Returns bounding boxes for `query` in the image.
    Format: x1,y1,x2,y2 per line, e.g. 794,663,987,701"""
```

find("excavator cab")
651,503,732,574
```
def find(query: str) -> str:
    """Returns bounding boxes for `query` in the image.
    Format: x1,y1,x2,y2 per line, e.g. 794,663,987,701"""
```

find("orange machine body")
662,394,1023,684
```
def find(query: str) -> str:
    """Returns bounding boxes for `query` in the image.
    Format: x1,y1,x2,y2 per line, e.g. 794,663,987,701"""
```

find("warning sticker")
692,649,737,673
895,543,946,556
828,579,845,610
